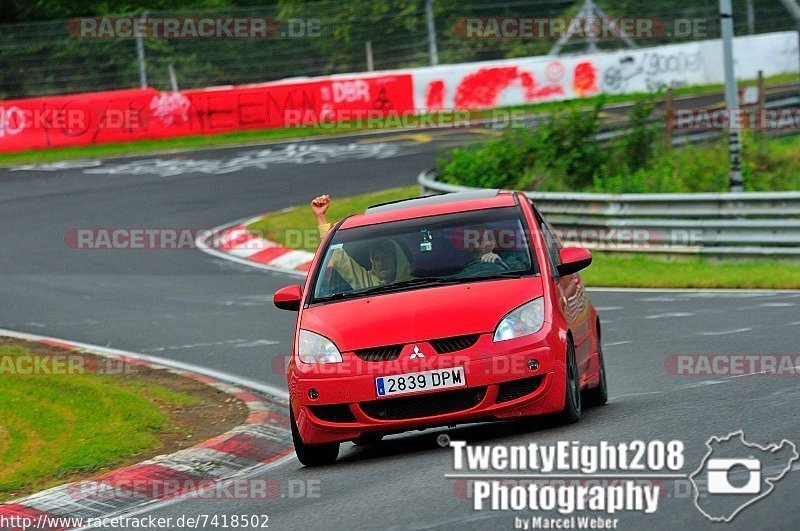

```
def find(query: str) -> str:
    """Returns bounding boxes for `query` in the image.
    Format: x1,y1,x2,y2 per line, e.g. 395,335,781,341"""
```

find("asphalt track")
1,127,799,530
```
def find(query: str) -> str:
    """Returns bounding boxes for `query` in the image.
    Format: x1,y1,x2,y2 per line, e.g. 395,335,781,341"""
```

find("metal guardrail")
418,169,800,258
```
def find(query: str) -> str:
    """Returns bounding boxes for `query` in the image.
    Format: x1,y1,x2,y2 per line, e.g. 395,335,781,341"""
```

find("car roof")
338,190,518,230
365,189,502,214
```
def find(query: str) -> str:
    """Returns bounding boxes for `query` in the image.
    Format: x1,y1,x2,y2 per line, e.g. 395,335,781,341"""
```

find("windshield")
311,206,537,302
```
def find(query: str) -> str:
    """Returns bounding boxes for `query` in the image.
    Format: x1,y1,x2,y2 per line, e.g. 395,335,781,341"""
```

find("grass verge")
247,187,800,289
2,73,796,167
0,338,248,502
580,253,800,289
248,186,421,253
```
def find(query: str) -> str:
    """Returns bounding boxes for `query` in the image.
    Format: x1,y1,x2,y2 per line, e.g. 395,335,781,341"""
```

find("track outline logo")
689,430,798,522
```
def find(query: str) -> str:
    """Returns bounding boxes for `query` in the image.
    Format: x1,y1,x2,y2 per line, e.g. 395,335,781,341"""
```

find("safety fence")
1,0,793,99
418,169,800,257
0,29,798,153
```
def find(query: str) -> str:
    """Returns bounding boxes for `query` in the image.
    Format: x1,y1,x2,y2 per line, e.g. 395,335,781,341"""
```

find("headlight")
298,330,343,364
493,297,545,342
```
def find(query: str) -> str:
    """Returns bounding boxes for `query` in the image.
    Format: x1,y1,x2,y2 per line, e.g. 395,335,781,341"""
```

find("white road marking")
65,143,403,177
233,339,281,348
725,369,782,379
697,327,753,336
219,295,276,306
595,306,623,311
758,302,796,307
603,340,632,347
677,380,727,388
141,338,280,352
645,312,695,319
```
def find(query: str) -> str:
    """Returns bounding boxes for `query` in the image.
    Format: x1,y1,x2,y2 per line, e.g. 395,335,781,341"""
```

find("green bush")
438,130,530,189
438,102,606,190
438,100,800,193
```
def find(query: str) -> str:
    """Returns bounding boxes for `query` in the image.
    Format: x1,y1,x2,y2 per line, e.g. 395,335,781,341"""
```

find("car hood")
301,277,544,351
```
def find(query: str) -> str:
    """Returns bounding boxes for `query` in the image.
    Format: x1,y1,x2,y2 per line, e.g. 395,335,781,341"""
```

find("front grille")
496,376,544,403
354,344,403,362
360,387,486,421
430,334,480,354
309,404,357,423
355,335,480,361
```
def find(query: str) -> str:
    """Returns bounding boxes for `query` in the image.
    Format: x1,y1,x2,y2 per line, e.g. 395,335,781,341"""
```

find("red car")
274,190,607,466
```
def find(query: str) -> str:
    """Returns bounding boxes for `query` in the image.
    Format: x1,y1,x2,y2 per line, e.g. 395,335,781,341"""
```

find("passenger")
311,195,413,289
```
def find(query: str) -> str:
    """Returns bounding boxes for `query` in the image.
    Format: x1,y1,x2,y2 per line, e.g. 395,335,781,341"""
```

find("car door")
533,205,591,373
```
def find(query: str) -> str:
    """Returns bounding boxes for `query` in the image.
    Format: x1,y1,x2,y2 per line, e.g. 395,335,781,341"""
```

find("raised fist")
311,195,331,217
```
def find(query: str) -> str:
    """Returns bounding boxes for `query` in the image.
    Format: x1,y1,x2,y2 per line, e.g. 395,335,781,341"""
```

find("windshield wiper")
315,277,464,303
455,270,533,281
357,277,465,296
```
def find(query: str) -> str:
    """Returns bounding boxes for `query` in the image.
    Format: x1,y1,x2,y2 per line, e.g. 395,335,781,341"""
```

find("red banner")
0,74,414,153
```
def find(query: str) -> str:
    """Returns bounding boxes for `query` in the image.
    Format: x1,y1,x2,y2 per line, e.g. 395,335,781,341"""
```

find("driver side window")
532,203,562,277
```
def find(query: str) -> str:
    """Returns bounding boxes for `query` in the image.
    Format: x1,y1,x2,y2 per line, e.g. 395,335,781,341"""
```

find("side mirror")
557,247,592,277
274,285,303,311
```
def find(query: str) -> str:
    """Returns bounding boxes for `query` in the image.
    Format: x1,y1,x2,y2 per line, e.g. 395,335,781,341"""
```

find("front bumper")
288,331,567,445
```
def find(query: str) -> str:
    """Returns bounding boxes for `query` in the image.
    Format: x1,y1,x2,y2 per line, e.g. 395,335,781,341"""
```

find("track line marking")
645,312,695,319
697,327,753,336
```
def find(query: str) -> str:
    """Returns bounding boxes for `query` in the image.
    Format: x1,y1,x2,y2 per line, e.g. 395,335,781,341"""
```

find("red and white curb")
196,215,313,276
0,329,292,530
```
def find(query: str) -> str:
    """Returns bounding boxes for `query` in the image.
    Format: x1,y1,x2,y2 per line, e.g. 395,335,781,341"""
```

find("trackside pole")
720,0,743,192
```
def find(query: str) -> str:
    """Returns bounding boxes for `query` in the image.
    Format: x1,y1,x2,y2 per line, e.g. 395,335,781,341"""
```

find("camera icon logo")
690,431,798,522
706,458,761,494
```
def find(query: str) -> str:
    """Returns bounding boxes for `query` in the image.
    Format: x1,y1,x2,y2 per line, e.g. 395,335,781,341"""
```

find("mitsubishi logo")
410,345,425,359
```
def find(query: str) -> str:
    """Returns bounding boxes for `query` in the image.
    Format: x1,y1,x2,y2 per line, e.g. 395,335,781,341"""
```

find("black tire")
291,407,340,467
584,329,609,407
558,337,582,424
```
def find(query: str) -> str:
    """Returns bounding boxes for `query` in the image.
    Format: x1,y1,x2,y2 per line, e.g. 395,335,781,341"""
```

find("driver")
312,195,413,289
471,240,503,264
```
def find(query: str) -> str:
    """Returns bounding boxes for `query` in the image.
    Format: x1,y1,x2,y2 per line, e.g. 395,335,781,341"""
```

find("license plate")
376,367,466,397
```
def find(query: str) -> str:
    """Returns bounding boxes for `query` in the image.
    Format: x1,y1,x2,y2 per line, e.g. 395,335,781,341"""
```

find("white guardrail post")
418,169,800,258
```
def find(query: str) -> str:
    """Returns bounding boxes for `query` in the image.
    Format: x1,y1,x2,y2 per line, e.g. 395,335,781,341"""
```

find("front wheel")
291,407,340,466
558,338,582,424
